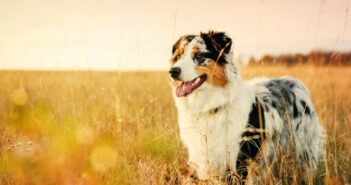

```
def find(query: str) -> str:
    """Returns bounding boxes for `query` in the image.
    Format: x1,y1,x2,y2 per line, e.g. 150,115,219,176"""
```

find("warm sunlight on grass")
0,66,350,184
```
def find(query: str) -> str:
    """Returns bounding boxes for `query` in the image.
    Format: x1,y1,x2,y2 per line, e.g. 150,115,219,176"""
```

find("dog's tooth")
195,77,201,83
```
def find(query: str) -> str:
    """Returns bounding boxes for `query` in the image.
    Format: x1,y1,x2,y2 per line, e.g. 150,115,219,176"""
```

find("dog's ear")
172,35,196,54
200,31,232,54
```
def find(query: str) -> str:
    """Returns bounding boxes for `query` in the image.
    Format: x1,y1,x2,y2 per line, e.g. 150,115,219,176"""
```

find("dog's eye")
195,53,206,63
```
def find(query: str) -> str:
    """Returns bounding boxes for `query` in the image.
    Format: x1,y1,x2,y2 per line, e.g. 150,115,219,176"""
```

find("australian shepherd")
169,31,326,182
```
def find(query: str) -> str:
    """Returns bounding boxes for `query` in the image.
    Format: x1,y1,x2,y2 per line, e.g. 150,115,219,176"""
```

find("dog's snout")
169,67,181,79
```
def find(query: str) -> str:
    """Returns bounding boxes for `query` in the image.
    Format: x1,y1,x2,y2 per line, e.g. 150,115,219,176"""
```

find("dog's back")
244,77,326,170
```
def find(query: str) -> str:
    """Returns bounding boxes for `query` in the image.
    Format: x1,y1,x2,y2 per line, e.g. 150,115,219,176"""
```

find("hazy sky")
0,0,350,70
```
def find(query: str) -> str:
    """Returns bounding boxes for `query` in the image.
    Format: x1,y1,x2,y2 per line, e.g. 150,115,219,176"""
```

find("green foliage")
138,130,175,160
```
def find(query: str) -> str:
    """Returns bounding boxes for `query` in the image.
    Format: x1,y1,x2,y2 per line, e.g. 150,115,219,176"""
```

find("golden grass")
0,65,350,184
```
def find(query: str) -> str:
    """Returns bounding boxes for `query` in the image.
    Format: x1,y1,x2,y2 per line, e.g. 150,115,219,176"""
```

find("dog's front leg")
225,170,243,185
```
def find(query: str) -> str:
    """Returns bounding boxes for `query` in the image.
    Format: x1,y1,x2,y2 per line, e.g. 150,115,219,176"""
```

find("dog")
169,31,326,182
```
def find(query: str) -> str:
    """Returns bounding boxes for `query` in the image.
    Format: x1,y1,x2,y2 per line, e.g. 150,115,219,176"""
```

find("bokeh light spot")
76,125,95,145
10,88,28,106
90,144,117,173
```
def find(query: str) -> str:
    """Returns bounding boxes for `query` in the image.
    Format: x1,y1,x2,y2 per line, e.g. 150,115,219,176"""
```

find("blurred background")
0,0,350,70
0,0,351,185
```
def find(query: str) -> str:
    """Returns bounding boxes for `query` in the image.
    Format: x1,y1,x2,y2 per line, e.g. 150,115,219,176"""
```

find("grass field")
0,65,350,185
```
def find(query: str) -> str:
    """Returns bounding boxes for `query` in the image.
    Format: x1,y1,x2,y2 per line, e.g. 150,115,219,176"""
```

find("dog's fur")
169,31,326,181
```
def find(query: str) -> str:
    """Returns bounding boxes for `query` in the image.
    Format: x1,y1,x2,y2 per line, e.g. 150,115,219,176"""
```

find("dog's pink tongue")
176,82,193,97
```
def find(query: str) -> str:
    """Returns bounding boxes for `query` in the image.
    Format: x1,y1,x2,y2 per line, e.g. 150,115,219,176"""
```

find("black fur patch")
265,78,300,120
271,101,277,108
293,102,299,118
296,121,302,131
200,31,232,65
236,98,266,179
300,100,311,114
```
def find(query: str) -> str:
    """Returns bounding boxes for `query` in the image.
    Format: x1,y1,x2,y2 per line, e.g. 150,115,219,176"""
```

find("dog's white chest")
177,106,245,179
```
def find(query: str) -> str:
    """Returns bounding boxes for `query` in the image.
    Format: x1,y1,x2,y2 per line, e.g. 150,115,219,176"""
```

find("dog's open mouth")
176,75,207,97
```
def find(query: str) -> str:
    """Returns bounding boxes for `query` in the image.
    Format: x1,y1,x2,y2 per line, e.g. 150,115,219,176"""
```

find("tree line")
248,51,351,66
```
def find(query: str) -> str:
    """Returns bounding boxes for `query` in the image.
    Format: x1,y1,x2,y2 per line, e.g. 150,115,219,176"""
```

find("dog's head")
169,31,233,97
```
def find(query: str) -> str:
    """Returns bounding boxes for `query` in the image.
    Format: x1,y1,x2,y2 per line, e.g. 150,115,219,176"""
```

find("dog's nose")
169,67,181,79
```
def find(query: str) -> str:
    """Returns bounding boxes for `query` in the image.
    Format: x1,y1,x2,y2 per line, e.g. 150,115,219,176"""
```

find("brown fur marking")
191,47,200,56
171,38,189,64
195,60,228,87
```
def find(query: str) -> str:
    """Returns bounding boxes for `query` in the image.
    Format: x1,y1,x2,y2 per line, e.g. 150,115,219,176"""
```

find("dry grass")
0,65,350,184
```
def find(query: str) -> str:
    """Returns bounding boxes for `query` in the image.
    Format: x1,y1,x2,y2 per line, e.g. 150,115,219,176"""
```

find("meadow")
0,65,350,185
